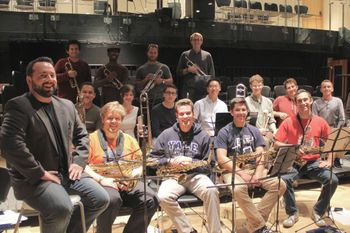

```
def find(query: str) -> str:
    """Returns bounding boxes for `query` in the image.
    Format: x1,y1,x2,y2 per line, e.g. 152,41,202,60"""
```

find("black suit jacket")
0,93,89,199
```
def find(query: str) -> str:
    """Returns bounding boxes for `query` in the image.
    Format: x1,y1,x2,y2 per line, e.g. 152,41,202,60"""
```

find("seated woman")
120,84,139,138
84,101,158,233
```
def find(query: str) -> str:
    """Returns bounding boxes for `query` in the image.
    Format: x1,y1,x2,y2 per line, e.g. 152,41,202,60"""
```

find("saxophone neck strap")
97,129,125,162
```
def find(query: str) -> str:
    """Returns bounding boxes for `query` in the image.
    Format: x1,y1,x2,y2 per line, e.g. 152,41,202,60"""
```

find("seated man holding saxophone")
216,97,286,233
84,101,159,233
150,98,222,233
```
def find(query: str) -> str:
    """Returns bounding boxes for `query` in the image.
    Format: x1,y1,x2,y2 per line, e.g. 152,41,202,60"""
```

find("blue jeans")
24,176,110,233
281,161,338,216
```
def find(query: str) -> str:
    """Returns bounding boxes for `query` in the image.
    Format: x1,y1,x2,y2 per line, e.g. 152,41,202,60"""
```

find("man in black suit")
0,57,109,233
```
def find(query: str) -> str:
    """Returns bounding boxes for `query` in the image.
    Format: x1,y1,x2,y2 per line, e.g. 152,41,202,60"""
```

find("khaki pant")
157,174,222,233
223,170,286,232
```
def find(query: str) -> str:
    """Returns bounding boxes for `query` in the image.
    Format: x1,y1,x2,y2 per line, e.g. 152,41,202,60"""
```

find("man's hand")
145,73,154,81
239,172,262,188
279,112,289,120
100,177,119,190
154,76,163,85
67,70,77,78
187,65,198,74
107,72,117,82
69,164,83,181
170,156,192,166
41,171,61,184
319,160,332,168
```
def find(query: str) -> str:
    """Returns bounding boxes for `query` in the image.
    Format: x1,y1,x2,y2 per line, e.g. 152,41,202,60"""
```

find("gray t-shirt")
312,96,345,128
85,104,101,133
136,62,171,101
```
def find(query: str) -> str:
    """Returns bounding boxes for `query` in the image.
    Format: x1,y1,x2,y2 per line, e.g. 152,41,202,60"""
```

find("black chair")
216,0,231,7
298,85,314,95
294,5,308,15
261,85,271,98
264,3,278,17
279,4,294,18
273,85,286,98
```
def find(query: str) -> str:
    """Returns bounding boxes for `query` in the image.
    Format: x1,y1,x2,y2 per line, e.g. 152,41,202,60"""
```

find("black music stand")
295,126,350,232
266,144,298,233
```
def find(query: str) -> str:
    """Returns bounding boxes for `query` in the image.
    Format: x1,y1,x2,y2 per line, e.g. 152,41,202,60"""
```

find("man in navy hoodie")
151,98,221,233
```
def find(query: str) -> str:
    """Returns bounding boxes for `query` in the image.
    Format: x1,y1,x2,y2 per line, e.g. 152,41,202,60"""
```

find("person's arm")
93,67,110,88
345,92,350,126
176,52,188,77
207,53,215,77
337,98,345,128
0,100,46,184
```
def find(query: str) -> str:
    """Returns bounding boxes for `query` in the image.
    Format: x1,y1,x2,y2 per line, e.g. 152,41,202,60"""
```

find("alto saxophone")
156,144,214,184
294,145,324,168
230,149,276,169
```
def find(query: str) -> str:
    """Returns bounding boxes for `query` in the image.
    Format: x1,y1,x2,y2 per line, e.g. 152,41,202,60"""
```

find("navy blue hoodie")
150,122,212,174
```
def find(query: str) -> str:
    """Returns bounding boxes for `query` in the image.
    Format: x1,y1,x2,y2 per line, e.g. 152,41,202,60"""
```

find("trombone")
64,58,79,89
103,65,123,90
184,56,206,76
141,65,163,93
138,91,152,148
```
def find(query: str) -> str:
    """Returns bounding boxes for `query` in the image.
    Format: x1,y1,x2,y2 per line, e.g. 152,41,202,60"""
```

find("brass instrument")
90,161,142,192
185,56,206,76
103,65,123,89
262,110,271,131
156,143,214,184
64,58,79,89
294,146,324,168
64,58,85,122
138,91,152,148
142,65,164,93
227,149,276,169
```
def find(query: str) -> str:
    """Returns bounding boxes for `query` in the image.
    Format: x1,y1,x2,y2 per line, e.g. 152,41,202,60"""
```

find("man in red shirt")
273,78,298,126
55,40,92,103
274,89,338,228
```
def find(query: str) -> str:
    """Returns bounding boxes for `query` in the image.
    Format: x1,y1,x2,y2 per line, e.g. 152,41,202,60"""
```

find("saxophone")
156,144,214,184
230,149,276,169
90,158,159,192
294,146,324,168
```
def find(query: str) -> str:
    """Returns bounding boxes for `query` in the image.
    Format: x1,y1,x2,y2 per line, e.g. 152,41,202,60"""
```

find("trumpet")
64,58,79,89
185,56,206,76
103,65,123,90
142,65,163,93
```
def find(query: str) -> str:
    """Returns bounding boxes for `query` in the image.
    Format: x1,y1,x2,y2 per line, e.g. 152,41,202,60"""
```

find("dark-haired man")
55,40,92,103
151,84,177,139
80,82,102,133
216,97,285,233
0,57,109,233
94,45,128,104
151,98,221,233
194,79,227,137
136,43,173,106
275,89,339,228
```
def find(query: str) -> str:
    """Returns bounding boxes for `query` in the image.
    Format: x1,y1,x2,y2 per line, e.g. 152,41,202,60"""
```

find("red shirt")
275,115,330,161
273,95,297,126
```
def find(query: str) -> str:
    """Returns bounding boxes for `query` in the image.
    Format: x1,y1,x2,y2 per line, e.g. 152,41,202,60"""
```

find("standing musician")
94,45,128,104
84,101,159,233
55,39,92,103
150,98,221,233
216,97,286,233
80,82,102,133
274,89,339,228
0,57,109,233
176,32,215,101
136,43,173,107
273,78,298,127
245,75,277,148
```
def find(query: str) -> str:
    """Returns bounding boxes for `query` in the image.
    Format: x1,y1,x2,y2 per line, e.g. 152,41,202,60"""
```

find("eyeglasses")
164,92,177,95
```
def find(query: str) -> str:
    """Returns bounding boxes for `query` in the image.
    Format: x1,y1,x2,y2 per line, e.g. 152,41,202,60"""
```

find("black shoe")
333,158,342,168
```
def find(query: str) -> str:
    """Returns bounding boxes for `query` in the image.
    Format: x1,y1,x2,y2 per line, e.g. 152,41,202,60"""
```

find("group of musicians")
0,32,349,233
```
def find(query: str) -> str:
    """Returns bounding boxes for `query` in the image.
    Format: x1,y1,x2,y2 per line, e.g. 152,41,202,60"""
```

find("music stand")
266,144,298,232
296,126,350,232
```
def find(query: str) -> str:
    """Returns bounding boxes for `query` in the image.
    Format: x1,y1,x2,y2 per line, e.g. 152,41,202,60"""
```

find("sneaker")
283,214,299,228
333,158,342,168
254,226,273,233
311,210,327,227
